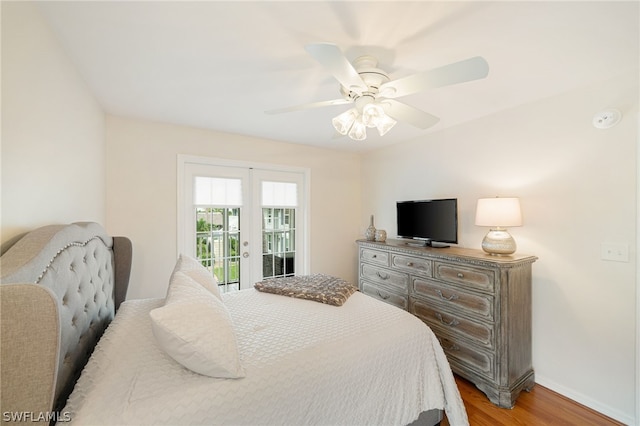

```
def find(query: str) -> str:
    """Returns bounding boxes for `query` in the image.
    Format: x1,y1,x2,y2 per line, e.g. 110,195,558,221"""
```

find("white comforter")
64,289,468,425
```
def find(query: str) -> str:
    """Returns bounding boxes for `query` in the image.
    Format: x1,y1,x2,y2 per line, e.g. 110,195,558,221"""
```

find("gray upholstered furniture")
0,222,131,424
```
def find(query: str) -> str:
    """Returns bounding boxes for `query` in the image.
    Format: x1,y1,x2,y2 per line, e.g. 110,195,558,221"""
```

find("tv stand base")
405,241,450,248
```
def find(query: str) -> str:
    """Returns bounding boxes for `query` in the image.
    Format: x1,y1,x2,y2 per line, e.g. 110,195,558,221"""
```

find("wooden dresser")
357,239,537,408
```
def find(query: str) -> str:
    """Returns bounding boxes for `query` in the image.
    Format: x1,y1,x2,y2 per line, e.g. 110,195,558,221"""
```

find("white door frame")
177,154,311,285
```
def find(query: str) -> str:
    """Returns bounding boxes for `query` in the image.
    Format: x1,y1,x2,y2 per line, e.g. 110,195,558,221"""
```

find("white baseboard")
535,375,635,425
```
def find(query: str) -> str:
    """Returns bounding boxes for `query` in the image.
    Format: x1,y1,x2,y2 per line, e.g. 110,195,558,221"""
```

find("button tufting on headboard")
0,222,133,416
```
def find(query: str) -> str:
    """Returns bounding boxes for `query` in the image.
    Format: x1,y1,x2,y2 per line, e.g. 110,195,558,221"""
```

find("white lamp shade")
475,197,522,227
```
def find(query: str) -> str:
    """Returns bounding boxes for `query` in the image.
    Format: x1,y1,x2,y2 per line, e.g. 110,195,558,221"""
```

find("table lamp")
475,197,522,255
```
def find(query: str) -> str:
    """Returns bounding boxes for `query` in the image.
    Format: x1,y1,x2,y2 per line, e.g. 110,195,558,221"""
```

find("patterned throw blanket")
253,274,357,306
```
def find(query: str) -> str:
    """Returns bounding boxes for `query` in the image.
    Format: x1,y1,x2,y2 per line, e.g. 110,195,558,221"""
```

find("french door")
178,156,308,292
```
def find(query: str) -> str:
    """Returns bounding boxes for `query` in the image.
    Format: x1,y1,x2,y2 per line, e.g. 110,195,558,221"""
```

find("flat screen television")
396,198,458,247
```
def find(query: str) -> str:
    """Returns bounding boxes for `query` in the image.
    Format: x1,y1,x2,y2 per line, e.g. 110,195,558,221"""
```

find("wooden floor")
442,375,624,426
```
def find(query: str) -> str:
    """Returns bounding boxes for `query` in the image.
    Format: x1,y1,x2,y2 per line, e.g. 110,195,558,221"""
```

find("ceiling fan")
266,43,489,141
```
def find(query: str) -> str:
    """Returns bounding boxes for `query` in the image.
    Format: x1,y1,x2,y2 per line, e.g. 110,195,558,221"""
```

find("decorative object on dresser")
475,197,523,255
357,238,537,408
365,214,376,241
374,229,387,242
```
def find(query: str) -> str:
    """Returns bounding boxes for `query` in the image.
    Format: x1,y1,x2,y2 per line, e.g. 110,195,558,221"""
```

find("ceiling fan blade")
305,43,368,95
379,56,489,98
265,98,351,115
381,99,440,129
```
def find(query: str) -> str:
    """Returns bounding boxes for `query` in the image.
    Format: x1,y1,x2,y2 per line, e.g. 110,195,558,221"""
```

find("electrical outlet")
601,243,629,262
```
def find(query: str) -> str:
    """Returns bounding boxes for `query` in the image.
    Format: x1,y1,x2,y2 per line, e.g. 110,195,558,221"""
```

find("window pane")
262,253,274,278
195,205,241,293
261,206,296,279
286,208,295,228
228,208,240,231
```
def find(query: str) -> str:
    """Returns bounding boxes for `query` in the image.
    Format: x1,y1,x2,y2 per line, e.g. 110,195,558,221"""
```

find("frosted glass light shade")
361,103,384,128
332,108,358,135
376,114,397,136
348,120,367,141
475,197,522,227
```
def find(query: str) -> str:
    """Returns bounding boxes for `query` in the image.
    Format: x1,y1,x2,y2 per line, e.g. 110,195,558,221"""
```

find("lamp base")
481,228,517,256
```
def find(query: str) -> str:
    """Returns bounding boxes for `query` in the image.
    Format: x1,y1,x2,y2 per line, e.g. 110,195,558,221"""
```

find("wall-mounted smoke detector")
592,109,622,129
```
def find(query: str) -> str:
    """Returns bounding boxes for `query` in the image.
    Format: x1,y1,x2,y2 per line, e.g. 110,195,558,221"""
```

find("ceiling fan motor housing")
341,55,390,102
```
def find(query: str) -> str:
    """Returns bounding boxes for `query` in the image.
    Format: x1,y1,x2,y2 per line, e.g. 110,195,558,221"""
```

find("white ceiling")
37,1,639,152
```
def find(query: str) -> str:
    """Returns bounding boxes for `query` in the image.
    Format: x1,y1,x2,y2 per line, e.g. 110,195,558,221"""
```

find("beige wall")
361,69,638,423
105,115,361,299
1,2,105,246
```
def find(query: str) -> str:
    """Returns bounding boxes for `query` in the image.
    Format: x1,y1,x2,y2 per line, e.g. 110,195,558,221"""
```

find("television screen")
396,198,458,246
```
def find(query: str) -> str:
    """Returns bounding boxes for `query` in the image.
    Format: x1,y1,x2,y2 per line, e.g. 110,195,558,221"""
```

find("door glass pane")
261,206,295,279
196,208,214,268
193,175,243,293
195,206,241,293
261,181,298,280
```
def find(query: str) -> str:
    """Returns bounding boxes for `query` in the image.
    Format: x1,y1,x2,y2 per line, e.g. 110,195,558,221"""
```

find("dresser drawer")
391,253,432,277
437,334,495,381
434,262,495,293
360,248,390,266
360,263,409,292
410,299,494,348
361,281,408,310
412,278,494,320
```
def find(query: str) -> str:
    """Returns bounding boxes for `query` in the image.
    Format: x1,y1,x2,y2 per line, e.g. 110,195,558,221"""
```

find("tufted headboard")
0,222,132,422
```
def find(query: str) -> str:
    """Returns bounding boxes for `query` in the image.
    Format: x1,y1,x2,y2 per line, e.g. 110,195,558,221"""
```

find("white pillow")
170,254,221,300
150,271,245,378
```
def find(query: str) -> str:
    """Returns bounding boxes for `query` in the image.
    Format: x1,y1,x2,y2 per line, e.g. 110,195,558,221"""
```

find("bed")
0,222,467,425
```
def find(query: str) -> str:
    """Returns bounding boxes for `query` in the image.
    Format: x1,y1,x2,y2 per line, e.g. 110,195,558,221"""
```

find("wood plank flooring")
442,375,624,426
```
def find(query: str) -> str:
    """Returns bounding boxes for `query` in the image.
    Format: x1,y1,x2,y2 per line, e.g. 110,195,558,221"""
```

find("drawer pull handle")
457,273,464,278
442,343,460,351
407,262,414,267
376,290,390,300
438,338,460,352
436,289,459,301
376,271,389,280
436,313,460,327
372,254,377,258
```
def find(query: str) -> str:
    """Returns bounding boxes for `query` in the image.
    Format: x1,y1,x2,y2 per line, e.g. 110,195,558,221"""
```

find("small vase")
374,229,387,242
365,215,376,241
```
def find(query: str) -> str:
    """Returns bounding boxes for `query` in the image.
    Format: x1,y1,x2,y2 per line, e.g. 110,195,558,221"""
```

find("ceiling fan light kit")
267,42,490,142
332,99,398,141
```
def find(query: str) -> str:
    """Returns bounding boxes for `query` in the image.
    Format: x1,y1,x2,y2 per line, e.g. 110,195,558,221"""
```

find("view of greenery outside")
195,207,240,289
